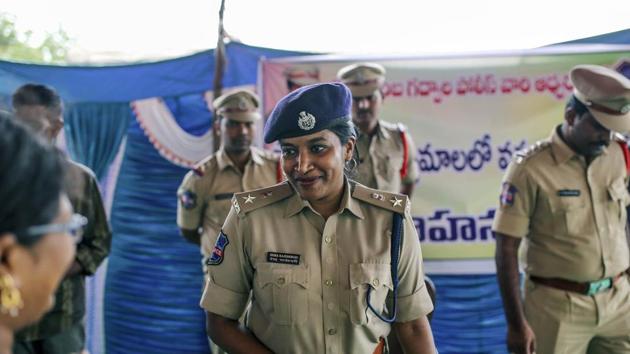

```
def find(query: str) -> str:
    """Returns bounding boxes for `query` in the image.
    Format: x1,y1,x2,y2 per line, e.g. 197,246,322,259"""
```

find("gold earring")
0,273,23,317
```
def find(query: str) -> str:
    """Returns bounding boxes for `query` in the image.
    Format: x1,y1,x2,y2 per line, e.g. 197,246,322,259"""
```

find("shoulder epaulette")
231,182,293,215
259,149,280,162
613,132,628,143
352,183,408,215
514,140,551,164
379,120,398,131
192,154,216,177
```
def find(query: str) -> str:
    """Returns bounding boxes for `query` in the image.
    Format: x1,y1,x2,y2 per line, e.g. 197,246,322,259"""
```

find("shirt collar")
374,122,390,140
216,147,263,170
358,122,390,140
550,125,608,165
550,126,577,165
284,179,364,219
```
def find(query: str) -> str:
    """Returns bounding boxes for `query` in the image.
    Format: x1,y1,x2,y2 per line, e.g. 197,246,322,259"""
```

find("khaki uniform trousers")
524,274,630,354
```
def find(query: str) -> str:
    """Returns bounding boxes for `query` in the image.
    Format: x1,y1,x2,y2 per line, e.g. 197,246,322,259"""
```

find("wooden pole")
212,0,227,152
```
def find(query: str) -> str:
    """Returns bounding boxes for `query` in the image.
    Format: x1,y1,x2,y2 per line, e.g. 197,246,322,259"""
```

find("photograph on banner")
260,48,630,263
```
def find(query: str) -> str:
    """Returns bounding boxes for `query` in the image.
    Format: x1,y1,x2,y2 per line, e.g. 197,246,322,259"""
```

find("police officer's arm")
400,183,414,198
400,133,419,198
392,205,436,353
177,171,204,245
493,162,536,354
179,228,201,245
206,314,272,354
495,232,535,354
393,316,434,354
201,207,270,353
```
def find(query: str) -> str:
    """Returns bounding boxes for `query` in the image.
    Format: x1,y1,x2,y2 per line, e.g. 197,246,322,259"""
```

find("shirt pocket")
608,179,629,226
348,263,393,325
376,154,403,182
255,263,309,325
548,194,587,237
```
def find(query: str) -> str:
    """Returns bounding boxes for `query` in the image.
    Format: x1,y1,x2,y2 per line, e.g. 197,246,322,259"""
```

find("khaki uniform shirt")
492,127,630,282
16,161,112,340
355,120,419,193
177,147,280,258
200,180,433,354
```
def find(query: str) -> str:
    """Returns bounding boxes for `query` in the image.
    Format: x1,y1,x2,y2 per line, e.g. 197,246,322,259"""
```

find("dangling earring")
346,158,357,171
0,273,23,317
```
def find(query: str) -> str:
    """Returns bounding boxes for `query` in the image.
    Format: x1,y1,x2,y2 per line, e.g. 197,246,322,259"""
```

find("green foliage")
0,13,71,63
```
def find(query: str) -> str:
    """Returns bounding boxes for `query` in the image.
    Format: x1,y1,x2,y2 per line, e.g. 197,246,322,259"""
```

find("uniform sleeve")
200,206,253,319
402,133,420,185
395,208,434,322
176,171,205,230
75,172,112,275
491,160,536,238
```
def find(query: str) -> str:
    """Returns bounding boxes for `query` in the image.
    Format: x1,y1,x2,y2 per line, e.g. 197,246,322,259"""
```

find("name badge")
267,252,300,265
557,189,580,197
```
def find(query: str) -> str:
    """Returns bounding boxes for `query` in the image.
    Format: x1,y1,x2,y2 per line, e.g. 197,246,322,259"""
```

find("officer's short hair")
327,118,359,176
12,83,62,112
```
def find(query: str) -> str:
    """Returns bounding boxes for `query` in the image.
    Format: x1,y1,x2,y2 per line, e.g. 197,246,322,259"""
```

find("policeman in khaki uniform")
337,63,420,196
201,83,435,353
284,66,320,92
177,89,281,266
493,65,630,354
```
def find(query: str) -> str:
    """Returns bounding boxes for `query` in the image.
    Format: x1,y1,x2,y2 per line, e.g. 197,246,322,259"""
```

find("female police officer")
200,83,436,354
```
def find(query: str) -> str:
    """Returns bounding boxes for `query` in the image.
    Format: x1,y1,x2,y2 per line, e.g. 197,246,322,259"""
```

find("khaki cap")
570,64,630,133
212,89,261,122
284,66,320,86
337,62,386,97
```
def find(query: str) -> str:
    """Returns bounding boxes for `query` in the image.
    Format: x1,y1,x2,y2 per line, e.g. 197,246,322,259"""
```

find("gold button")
328,328,337,335
324,237,332,244
277,277,285,285
325,279,333,286
372,278,380,287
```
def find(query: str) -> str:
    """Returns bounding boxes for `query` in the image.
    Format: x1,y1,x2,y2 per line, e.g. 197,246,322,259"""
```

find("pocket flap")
549,193,585,211
256,263,308,288
350,263,393,290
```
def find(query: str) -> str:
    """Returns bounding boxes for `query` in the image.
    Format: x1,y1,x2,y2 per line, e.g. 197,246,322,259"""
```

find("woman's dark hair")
327,118,359,177
0,111,66,245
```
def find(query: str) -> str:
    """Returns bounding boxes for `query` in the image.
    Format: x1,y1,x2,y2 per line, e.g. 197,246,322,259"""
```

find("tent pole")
212,0,227,152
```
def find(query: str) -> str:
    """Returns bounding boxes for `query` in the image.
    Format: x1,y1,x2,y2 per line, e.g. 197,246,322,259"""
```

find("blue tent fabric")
554,28,630,45
64,102,132,180
105,115,210,354
0,42,308,103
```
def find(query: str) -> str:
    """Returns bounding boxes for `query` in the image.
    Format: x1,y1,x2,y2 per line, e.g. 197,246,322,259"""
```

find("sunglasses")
25,214,87,244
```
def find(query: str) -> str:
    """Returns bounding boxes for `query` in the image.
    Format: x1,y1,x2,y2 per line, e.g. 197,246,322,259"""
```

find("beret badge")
298,111,316,131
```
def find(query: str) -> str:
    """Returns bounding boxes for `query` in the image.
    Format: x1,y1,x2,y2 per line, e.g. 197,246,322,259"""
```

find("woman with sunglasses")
201,83,436,353
0,113,80,353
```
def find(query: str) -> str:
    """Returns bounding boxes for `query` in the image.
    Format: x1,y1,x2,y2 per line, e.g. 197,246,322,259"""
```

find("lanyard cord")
367,211,403,323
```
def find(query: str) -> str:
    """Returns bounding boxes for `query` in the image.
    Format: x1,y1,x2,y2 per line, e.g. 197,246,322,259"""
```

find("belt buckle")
586,278,612,296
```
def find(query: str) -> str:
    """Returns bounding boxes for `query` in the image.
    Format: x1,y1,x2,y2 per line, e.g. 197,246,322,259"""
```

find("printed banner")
260,47,630,266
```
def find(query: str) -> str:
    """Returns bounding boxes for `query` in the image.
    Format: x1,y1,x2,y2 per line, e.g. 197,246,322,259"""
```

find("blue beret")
264,83,352,143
